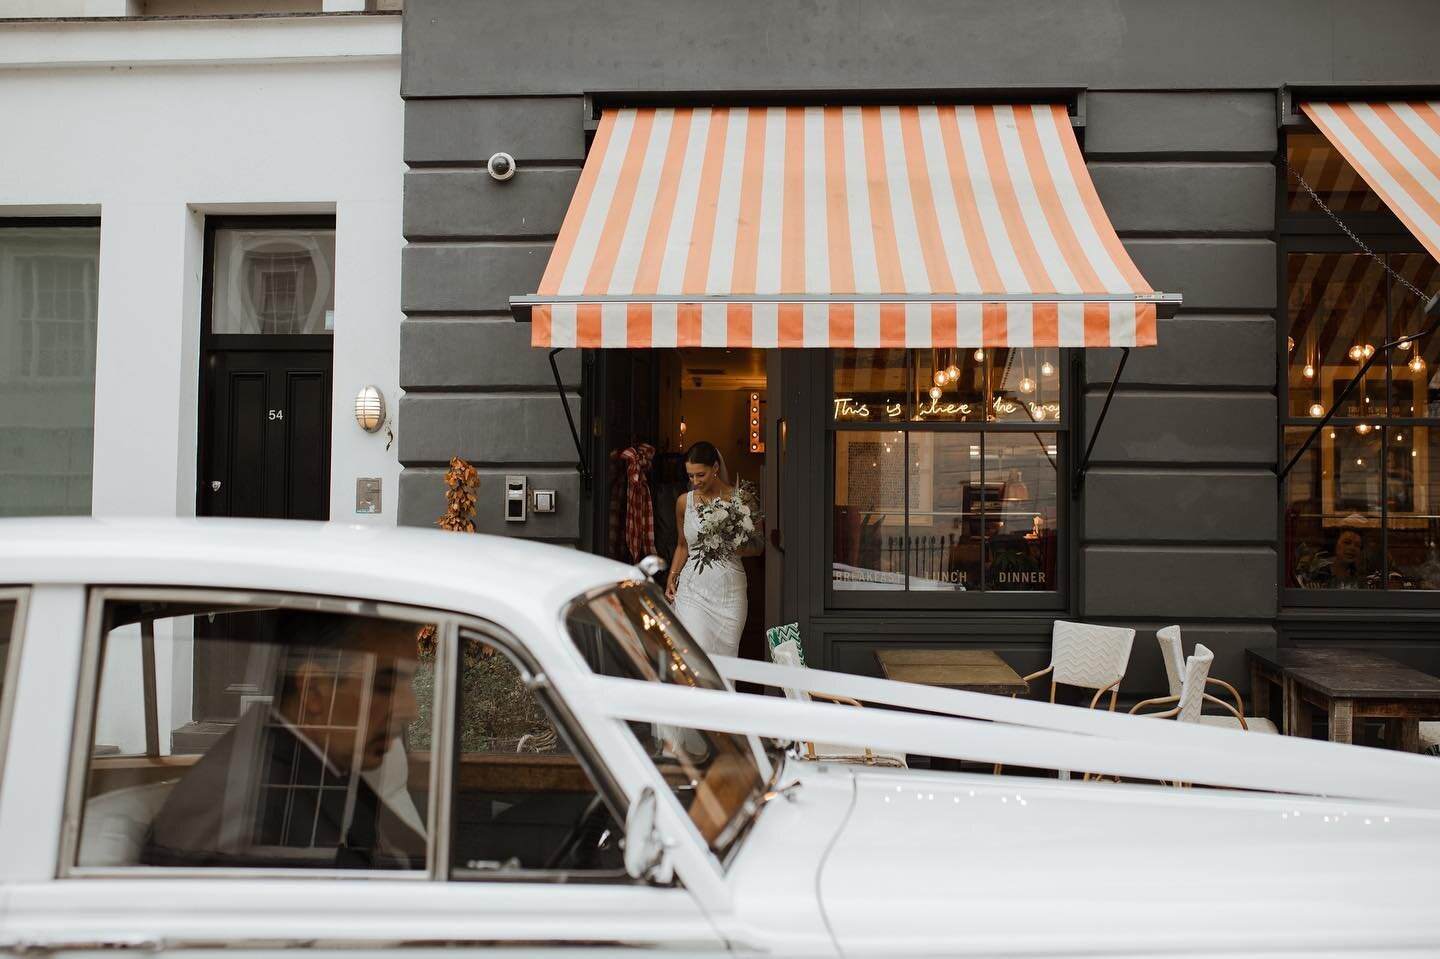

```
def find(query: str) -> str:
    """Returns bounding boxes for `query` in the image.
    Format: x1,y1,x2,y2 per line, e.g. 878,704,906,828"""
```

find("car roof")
0,517,640,631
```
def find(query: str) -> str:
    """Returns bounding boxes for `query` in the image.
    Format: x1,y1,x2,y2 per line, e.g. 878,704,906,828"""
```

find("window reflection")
1286,253,1388,419
1286,426,1384,590
833,430,907,590
1285,133,1384,213
913,349,983,422
1284,245,1440,590
78,602,432,870
833,349,906,423
988,348,1062,424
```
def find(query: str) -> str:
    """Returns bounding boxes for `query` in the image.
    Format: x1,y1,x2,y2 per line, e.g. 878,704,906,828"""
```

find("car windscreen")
564,581,767,861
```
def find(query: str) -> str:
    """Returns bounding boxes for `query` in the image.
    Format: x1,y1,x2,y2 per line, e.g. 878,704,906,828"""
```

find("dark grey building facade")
397,0,1440,699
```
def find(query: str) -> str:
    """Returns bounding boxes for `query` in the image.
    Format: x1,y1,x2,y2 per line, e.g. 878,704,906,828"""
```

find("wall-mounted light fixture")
749,392,765,453
354,385,386,432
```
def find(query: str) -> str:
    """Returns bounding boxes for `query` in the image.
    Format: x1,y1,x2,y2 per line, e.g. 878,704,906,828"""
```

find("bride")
664,441,764,658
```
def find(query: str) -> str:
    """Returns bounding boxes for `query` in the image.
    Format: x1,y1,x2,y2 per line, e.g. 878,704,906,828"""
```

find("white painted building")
0,7,404,527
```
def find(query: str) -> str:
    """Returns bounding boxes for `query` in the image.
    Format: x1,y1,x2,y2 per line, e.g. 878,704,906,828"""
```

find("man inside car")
143,609,427,869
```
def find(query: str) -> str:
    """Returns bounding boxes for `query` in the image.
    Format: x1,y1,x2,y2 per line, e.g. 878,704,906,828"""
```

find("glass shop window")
447,631,626,878
75,597,435,871
831,349,1064,597
1283,251,1440,591
0,224,100,518
211,227,336,335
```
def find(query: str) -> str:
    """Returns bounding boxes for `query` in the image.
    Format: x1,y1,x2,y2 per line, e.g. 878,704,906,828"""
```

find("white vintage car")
1,518,1438,957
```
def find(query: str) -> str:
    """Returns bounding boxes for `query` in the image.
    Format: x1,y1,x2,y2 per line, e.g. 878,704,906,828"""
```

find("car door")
0,586,724,952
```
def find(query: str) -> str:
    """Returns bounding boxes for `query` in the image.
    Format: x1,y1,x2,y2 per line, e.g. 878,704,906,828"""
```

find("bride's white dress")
673,490,747,658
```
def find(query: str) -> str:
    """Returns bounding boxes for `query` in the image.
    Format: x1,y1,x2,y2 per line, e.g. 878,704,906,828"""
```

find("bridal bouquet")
692,480,764,573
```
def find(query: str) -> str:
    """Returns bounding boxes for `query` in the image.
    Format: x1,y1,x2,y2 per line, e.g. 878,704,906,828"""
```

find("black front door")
198,349,332,521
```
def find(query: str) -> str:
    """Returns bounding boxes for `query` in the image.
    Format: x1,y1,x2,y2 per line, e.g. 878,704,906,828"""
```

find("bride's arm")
666,496,688,602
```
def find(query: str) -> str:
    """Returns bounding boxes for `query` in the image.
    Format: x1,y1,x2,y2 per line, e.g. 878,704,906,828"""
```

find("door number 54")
268,409,284,421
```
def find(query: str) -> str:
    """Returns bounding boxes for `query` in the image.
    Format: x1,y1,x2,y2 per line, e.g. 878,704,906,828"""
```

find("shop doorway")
594,348,772,663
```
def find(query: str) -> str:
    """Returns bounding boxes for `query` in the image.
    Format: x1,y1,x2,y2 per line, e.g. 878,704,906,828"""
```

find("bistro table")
1247,648,1440,751
874,648,1029,696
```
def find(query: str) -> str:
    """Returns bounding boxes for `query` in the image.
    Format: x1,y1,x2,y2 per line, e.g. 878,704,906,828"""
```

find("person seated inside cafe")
143,610,427,869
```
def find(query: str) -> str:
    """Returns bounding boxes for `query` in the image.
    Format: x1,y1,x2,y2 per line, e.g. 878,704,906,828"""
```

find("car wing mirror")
623,786,674,883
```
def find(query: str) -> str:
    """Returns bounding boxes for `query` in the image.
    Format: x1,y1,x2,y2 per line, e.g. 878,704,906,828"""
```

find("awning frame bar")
1073,347,1129,497
548,348,591,487
513,290,1180,313
1279,290,1440,483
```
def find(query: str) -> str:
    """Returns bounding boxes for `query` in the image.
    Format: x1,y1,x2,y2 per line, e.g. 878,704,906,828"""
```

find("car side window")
446,632,625,879
74,594,436,872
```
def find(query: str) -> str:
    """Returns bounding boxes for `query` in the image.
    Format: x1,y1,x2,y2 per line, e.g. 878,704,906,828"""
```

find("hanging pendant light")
929,385,943,401
973,349,984,363
1410,354,1426,374
1309,403,1325,417
1348,344,1365,362
1040,360,1055,377
1302,363,1315,379
1019,376,1036,394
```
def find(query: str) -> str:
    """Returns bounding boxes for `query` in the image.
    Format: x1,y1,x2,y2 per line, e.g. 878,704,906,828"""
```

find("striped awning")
1303,101,1440,264
514,104,1177,349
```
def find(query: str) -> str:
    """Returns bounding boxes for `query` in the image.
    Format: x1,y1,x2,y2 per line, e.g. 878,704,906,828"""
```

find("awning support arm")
549,348,591,487
1279,290,1440,483
1073,348,1129,497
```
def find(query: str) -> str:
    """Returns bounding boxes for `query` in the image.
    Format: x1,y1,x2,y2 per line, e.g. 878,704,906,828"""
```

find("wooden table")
874,648,1028,695
1247,648,1440,751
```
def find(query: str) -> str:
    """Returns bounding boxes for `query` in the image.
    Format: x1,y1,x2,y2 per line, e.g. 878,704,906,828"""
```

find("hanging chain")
1284,161,1428,303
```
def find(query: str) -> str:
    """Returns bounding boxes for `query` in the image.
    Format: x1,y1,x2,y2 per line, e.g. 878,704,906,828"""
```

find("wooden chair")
767,636,906,768
1156,625,1277,734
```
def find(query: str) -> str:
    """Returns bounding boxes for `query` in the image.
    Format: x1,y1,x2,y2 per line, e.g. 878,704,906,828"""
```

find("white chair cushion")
1197,715,1278,734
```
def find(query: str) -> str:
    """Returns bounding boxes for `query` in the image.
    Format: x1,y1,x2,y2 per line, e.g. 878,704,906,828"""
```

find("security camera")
487,152,516,181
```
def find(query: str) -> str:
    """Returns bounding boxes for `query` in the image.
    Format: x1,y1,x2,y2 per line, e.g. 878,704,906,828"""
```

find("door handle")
210,480,223,492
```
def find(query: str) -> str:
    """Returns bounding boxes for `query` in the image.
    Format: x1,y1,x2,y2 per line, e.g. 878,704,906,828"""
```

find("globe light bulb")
1019,376,1037,394
1399,339,1413,351
1348,345,1365,361
1410,354,1426,373
1287,336,1296,353
1040,361,1055,377
1309,403,1325,417
1355,423,1372,435
1362,344,1375,358
974,349,985,363
1033,407,1046,420
1302,364,1315,379
929,386,943,401
934,369,948,386
946,365,960,378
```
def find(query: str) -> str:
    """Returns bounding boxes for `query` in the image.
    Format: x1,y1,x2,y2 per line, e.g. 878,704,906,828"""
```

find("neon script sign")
834,397,1059,421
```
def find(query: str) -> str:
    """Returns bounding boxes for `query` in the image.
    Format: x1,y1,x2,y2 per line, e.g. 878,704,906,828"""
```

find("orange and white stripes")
521,104,1167,349
1303,101,1440,265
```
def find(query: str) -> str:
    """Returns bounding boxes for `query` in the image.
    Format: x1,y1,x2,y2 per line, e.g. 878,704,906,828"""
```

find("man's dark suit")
143,709,425,869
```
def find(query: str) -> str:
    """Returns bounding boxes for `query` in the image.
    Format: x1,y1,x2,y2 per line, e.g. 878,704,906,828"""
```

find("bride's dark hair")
684,441,722,469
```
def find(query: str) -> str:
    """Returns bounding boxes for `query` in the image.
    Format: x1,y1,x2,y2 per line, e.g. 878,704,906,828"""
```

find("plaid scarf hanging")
619,443,656,562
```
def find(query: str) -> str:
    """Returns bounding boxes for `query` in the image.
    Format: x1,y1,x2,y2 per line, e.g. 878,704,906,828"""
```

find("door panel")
200,350,331,521
282,369,331,521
